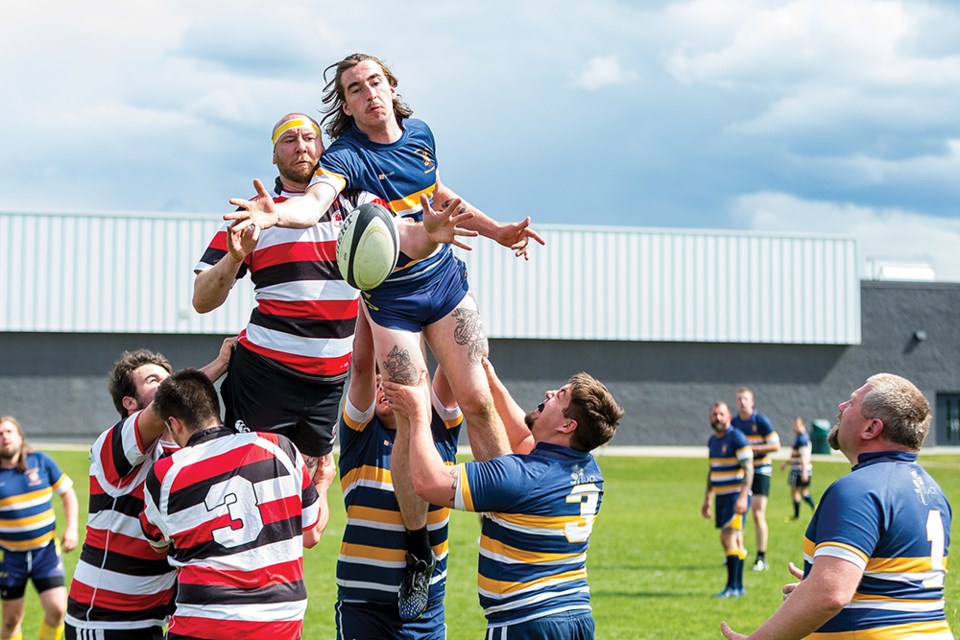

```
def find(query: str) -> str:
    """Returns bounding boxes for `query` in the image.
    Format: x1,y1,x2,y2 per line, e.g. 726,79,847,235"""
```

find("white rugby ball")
337,203,399,291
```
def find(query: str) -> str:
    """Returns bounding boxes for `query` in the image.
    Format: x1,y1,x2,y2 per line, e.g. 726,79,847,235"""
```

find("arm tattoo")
452,308,488,363
383,345,419,385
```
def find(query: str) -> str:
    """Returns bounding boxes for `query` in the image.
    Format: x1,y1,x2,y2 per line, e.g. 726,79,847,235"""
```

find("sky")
3,0,960,281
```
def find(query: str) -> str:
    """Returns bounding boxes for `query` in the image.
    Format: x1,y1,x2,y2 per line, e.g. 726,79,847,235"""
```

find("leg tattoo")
384,345,419,385
452,308,488,362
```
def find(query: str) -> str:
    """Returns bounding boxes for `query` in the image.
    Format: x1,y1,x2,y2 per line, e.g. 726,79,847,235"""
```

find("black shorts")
788,469,812,488
751,473,771,497
221,343,344,457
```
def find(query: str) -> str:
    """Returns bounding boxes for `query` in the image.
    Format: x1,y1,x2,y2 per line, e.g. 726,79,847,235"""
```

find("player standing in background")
0,417,78,640
140,369,326,640
721,374,954,639
193,113,383,488
730,387,780,571
335,313,461,638
779,417,815,520
703,402,754,599
384,365,623,638
225,53,544,621
65,340,234,640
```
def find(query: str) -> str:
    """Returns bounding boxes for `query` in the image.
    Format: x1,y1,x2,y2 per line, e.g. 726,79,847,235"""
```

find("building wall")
1,281,957,447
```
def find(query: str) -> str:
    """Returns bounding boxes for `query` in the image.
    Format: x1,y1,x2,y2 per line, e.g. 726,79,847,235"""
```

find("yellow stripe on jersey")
804,539,870,564
339,542,406,563
709,456,742,465
479,534,583,564
340,464,392,493
489,511,582,532
0,530,55,550
346,505,405,527
0,487,54,509
388,183,436,217
342,412,373,433
442,415,463,430
478,567,588,596
807,619,953,639
0,509,56,530
458,466,475,512
313,167,347,193
865,555,942,573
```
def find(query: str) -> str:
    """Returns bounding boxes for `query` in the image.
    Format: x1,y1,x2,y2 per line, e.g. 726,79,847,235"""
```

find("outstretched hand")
225,179,279,231
421,195,478,250
495,216,545,260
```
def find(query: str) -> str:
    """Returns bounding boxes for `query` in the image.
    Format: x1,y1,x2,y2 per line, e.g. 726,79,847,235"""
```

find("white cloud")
731,191,960,282
569,55,639,90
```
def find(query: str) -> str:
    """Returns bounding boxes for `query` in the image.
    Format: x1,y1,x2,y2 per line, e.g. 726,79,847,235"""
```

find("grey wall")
1,281,957,448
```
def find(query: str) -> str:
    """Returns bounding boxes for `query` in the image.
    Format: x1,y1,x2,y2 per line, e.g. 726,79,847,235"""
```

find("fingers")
788,561,804,579
252,178,270,198
225,201,253,220
450,238,475,251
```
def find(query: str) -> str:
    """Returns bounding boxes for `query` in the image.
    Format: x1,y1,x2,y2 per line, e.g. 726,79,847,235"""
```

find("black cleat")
398,551,437,621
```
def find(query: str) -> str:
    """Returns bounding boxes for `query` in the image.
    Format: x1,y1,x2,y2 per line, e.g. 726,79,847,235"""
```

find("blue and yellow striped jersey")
804,450,953,638
731,411,779,475
336,393,461,606
708,427,753,495
455,442,601,627
0,452,72,551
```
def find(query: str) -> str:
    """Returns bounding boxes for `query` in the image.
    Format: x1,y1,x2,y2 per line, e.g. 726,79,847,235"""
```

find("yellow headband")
271,118,321,146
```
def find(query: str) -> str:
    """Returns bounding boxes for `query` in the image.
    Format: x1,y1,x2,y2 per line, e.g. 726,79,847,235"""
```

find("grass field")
28,449,960,639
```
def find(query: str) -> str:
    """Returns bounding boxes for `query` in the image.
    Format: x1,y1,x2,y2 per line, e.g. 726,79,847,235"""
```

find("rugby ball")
337,203,399,290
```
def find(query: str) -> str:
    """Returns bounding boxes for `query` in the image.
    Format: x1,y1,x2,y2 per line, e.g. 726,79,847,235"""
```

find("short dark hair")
564,373,624,452
108,350,172,418
862,373,931,450
320,53,413,140
153,369,221,435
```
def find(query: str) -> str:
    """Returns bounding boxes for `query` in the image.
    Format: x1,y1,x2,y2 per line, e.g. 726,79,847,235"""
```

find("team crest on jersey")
415,147,435,172
721,444,728,455
570,465,588,485
910,468,938,505
26,468,41,486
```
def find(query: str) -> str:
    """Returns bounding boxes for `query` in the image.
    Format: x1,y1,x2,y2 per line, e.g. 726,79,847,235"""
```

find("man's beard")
827,424,840,450
524,410,538,431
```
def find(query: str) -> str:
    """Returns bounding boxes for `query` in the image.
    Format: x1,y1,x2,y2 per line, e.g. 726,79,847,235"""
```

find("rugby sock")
735,555,745,590
725,554,737,589
793,500,801,518
37,622,62,640
405,527,433,563
756,551,766,563
804,495,816,510
3,633,22,640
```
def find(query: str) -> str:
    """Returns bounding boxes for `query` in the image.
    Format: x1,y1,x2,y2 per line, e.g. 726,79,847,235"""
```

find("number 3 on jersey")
205,476,265,548
564,483,600,543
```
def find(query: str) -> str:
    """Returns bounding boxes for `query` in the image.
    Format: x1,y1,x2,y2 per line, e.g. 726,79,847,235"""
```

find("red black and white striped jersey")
195,178,386,381
66,412,179,631
140,427,319,640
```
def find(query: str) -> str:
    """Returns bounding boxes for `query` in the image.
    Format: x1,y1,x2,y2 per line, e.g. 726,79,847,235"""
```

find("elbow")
192,293,214,314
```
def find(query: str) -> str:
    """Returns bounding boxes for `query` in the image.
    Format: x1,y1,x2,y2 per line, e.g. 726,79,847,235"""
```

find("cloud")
731,191,960,282
568,55,639,90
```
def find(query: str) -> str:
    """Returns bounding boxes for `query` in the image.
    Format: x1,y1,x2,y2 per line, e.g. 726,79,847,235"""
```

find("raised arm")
433,177,545,260
193,223,259,313
481,357,533,455
396,195,478,261
225,179,340,230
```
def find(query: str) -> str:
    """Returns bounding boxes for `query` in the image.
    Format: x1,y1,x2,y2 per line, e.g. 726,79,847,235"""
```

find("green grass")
31,450,960,639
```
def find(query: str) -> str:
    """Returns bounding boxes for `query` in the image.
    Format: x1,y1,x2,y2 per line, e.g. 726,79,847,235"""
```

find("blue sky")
3,0,960,280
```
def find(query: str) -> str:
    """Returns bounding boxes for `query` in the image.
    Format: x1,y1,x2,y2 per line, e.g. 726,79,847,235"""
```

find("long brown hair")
0,416,33,473
320,53,413,140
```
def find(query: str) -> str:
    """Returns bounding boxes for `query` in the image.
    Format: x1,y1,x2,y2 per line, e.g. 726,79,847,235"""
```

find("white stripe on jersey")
342,478,394,500
0,494,54,511
244,324,353,359
813,545,868,571
343,517,405,532
242,224,340,249
174,598,307,622
65,615,166,632
86,512,148,541
482,586,590,614
479,576,587,602
71,562,175,596
485,603,593,631
336,555,405,569
864,569,948,583
89,417,155,497
0,515,55,533
167,537,306,573
335,578,399,593
844,599,946,612
254,279,358,303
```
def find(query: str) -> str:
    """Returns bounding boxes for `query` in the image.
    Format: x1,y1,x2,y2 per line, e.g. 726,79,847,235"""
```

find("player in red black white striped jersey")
194,113,386,488
140,369,327,640
65,340,234,640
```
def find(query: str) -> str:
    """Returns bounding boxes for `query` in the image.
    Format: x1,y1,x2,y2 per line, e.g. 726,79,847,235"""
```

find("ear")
559,419,578,435
862,418,884,441
121,396,139,414
272,149,279,166
342,101,352,117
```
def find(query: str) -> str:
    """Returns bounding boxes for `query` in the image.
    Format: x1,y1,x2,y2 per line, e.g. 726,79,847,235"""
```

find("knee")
1,611,21,634
459,393,496,424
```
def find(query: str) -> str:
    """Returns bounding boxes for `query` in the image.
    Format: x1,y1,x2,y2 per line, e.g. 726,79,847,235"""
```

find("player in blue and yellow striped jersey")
383,363,623,640
721,373,954,640
779,417,815,520
702,402,754,599
335,313,461,638
0,416,78,640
